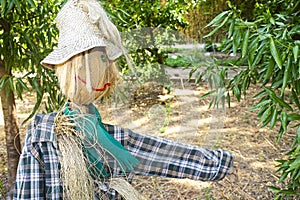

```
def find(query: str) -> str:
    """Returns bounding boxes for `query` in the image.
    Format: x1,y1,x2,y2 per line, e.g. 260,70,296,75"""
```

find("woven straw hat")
41,0,123,68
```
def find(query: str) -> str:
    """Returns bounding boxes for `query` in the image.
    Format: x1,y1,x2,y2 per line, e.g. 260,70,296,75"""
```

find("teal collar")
62,103,139,178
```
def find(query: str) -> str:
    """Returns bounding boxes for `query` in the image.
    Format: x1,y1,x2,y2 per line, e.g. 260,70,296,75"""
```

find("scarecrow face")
55,47,119,105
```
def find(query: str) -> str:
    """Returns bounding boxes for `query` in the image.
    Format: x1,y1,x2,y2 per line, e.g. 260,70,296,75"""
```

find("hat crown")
40,0,123,68
56,0,104,47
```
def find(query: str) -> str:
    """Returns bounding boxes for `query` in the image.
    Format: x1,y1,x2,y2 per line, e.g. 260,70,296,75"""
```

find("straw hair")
110,178,148,200
55,111,95,199
55,47,120,105
54,104,147,199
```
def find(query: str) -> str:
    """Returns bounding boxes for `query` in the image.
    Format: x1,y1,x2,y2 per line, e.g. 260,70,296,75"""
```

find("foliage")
165,55,192,68
102,0,193,30
0,0,66,121
202,0,300,198
102,0,196,70
229,0,278,21
0,0,195,118
185,0,228,43
0,1,66,197
185,0,286,43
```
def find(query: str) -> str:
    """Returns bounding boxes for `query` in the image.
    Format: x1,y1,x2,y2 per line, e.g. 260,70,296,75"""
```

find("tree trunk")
0,63,21,199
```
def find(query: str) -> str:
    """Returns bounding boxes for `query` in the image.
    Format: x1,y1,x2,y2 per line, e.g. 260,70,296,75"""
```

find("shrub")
203,1,300,198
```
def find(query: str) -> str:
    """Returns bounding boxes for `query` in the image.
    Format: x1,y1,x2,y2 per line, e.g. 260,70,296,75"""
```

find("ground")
0,68,296,199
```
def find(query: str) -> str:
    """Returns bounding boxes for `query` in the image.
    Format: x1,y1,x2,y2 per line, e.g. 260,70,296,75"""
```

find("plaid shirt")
14,113,233,199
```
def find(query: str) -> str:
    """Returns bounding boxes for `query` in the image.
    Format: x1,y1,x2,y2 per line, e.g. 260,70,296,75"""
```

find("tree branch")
0,17,10,33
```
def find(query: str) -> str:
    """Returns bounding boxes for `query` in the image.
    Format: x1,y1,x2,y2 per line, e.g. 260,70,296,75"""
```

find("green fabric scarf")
63,103,139,178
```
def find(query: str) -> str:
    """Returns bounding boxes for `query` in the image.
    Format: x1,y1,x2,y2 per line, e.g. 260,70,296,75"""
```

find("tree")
0,0,63,198
203,0,300,198
0,0,198,198
0,0,197,197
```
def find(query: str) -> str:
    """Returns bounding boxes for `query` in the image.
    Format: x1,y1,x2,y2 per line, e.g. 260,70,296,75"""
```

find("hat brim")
41,41,123,69
41,44,101,69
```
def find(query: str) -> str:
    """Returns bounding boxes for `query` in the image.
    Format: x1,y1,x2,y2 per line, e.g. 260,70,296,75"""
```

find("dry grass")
0,81,296,199
99,81,294,200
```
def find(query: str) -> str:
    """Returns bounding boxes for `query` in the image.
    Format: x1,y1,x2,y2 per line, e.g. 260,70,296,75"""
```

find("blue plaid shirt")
14,113,233,199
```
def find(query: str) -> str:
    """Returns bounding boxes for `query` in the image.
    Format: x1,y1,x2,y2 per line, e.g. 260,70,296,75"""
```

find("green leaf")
23,92,43,124
16,78,29,91
297,126,300,144
291,88,300,110
253,89,267,99
278,189,297,195
14,0,22,12
15,81,23,100
281,55,291,96
228,19,235,38
267,186,281,193
249,99,272,111
264,86,293,111
7,0,14,14
0,0,6,15
205,10,231,27
8,77,15,92
270,106,278,129
280,110,288,133
293,45,299,62
242,29,250,58
252,45,265,68
204,14,231,38
272,79,283,89
241,76,249,95
26,0,36,8
233,85,241,101
200,90,217,99
215,87,226,102
0,76,8,90
24,35,38,54
270,37,282,69
294,168,300,180
233,30,242,55
287,113,300,122
261,106,272,126
270,17,275,25
226,92,231,108
279,171,288,183
289,156,300,171
32,78,42,96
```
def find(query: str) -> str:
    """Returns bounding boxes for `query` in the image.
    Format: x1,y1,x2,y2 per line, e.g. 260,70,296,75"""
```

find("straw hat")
41,0,124,68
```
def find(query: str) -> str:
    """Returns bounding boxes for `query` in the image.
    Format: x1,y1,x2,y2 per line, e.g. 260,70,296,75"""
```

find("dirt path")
0,68,294,199
95,67,291,199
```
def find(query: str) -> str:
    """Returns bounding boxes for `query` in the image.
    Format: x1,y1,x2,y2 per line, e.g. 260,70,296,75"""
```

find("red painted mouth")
77,76,111,92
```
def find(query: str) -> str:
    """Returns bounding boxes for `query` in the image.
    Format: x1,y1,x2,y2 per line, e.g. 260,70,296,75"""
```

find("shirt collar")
31,112,58,148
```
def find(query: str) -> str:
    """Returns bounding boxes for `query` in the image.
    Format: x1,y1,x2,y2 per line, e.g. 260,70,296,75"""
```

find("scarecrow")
13,0,234,199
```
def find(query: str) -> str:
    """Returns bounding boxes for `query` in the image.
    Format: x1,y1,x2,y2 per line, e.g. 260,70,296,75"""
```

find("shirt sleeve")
13,120,46,199
103,123,233,181
126,128,233,181
13,114,63,200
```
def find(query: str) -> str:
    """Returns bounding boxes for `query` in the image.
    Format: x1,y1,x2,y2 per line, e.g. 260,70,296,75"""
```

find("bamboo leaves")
270,37,282,69
1,0,63,120
27,0,36,8
204,0,300,197
242,29,249,58
205,2,299,135
204,11,232,38
293,45,299,62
